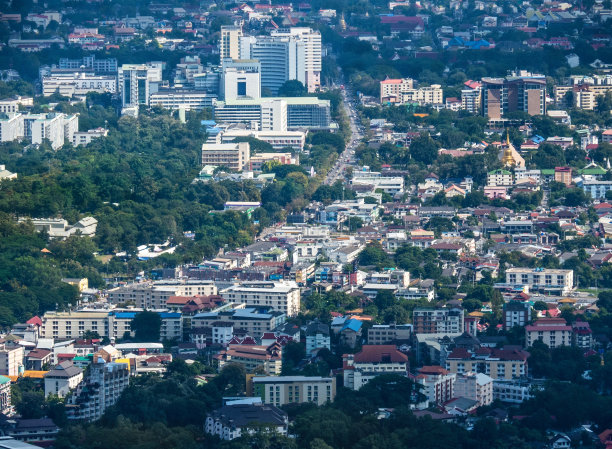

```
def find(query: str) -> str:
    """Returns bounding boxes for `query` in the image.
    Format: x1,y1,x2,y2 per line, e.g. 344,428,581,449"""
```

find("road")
323,87,362,186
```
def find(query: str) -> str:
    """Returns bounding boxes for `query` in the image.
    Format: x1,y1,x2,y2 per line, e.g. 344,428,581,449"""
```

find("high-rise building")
0,113,24,142
117,63,163,109
220,25,243,60
222,68,260,101
240,28,321,94
221,281,301,317
251,376,336,406
481,72,546,119
412,307,464,335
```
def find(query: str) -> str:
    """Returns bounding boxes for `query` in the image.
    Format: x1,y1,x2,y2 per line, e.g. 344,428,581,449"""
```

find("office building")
191,306,286,336
214,97,331,130
149,89,216,110
221,281,301,317
503,300,530,330
251,376,336,406
42,72,116,97
342,345,409,390
505,268,574,295
482,72,546,119
412,308,464,335
117,63,163,109
0,113,24,142
221,129,305,151
525,317,572,348
205,403,288,440
66,360,130,422
44,361,83,398
222,63,261,101
59,56,118,73
380,78,415,103
271,28,321,92
220,25,243,60
201,142,250,171
0,345,24,377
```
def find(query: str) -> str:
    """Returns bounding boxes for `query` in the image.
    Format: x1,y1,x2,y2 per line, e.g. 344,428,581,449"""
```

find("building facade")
252,376,336,406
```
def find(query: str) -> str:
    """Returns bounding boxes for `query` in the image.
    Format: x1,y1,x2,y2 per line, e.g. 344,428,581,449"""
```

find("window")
237,81,247,96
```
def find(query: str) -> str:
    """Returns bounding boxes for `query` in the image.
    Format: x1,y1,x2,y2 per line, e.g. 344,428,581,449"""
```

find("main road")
323,86,362,186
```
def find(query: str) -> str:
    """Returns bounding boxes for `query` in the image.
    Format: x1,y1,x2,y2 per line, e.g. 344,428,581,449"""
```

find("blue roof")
201,120,216,126
114,312,137,319
341,319,363,333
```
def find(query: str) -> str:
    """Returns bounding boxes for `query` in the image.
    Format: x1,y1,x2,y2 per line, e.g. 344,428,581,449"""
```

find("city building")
481,73,546,119
251,376,336,406
0,97,33,114
343,345,409,390
201,142,250,171
205,403,288,440
58,56,118,73
0,113,24,143
192,306,286,336
572,321,592,349
380,78,414,103
117,63,163,109
504,268,574,295
106,280,217,309
412,308,464,335
220,129,305,151
41,72,116,97
149,89,216,110
72,128,108,146
220,25,243,60
215,343,282,375
43,361,83,398
220,281,301,317
367,324,412,345
446,346,529,380
66,360,130,422
582,180,612,199
525,318,572,348
22,113,78,150
454,372,494,406
0,376,10,415
487,169,513,187
0,345,24,377
222,67,261,101
19,216,97,239
503,300,530,330
414,365,456,407
305,321,330,354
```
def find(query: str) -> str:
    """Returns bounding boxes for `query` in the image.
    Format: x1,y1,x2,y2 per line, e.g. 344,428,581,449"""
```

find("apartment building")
272,28,321,92
221,281,301,317
572,321,592,349
461,80,482,113
205,403,288,441
305,321,330,354
220,25,243,60
42,72,116,97
0,345,24,377
554,76,612,110
351,172,405,195
412,308,464,335
191,306,286,336
40,310,182,341
149,89,216,111
454,372,494,406
582,180,612,199
492,378,539,404
503,300,530,330
66,361,130,422
0,113,24,142
343,345,409,390
43,361,83,398
414,365,456,407
201,142,250,171
22,113,78,150
446,346,529,380
505,268,574,295
72,128,108,146
0,96,33,113
525,318,572,348
367,324,412,345
487,169,513,187
400,85,443,105
59,56,118,73
380,78,414,103
482,73,546,119
106,280,217,309
215,343,282,375
251,376,336,406
221,129,305,151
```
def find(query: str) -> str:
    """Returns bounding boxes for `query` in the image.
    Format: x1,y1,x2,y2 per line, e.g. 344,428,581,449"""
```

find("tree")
409,134,438,165
130,311,162,342
358,242,392,267
278,80,307,97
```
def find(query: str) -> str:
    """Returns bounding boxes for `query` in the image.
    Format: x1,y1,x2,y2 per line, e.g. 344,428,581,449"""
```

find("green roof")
488,169,512,175
541,169,555,175
579,167,606,175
